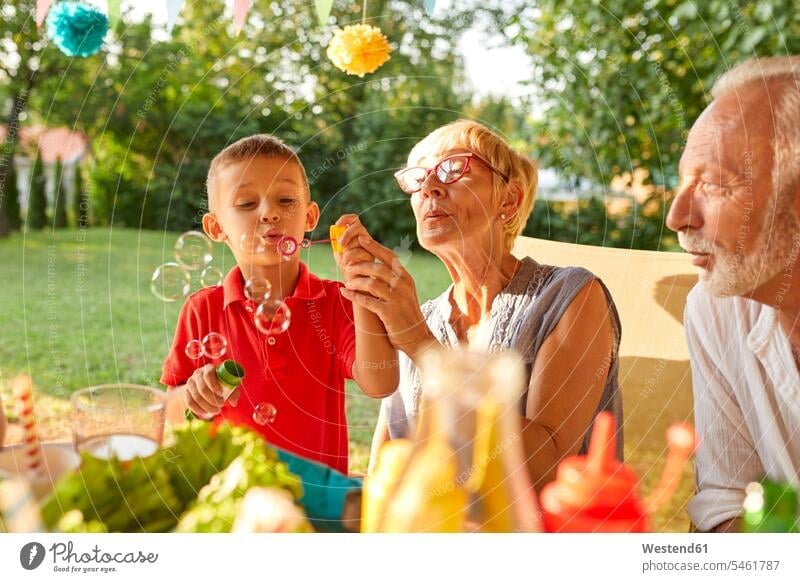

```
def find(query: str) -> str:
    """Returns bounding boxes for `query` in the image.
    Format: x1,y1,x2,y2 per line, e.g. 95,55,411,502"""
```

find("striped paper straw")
11,375,46,477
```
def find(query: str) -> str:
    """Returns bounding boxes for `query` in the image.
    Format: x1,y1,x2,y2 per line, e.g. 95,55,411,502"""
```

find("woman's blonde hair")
407,119,538,251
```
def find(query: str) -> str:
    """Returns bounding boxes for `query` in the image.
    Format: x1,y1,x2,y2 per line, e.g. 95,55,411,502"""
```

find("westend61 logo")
19,541,158,574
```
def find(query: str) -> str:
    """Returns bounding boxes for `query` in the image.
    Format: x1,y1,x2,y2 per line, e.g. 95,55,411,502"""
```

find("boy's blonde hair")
206,134,310,210
408,119,538,251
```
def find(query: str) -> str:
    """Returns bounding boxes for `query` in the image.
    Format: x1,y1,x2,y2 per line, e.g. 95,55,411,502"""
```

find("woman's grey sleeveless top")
381,257,624,459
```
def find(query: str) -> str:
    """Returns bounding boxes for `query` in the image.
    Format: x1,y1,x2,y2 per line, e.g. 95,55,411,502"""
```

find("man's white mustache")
678,231,715,254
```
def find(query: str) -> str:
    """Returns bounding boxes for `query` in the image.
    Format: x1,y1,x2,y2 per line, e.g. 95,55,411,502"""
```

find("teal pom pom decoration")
46,1,108,57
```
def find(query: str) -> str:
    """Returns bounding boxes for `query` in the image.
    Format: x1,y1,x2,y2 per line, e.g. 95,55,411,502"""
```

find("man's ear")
202,213,227,242
499,182,523,222
305,201,321,232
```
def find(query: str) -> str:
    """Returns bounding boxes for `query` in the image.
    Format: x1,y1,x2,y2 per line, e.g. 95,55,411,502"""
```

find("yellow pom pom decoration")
327,24,392,77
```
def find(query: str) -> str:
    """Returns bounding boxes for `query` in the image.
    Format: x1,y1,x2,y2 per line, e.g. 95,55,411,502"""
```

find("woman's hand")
337,228,435,359
335,214,402,396
333,214,374,271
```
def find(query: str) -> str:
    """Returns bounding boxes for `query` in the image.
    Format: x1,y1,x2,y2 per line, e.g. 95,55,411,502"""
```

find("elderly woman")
337,120,622,489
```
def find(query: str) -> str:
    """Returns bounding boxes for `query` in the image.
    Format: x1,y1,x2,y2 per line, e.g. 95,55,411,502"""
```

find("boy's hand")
334,215,374,275
183,364,227,419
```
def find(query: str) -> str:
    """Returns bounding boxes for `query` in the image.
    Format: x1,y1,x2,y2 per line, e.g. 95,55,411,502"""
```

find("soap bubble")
174,231,213,271
184,340,204,360
200,266,223,287
255,300,291,336
253,402,278,425
277,236,298,258
201,332,228,359
244,276,272,303
150,263,191,302
240,232,267,254
300,239,311,249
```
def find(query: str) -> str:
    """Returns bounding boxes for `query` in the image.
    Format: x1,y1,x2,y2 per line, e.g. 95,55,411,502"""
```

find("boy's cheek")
221,237,237,257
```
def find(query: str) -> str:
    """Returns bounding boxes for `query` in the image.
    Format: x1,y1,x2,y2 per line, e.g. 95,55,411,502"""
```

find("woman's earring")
500,213,507,220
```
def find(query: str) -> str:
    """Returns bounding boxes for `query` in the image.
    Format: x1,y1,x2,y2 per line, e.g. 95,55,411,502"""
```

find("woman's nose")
419,171,445,199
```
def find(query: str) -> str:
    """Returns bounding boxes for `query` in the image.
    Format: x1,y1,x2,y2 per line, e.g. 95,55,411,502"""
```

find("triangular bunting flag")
234,0,252,35
36,0,54,27
165,0,185,34
423,0,437,17
315,0,334,27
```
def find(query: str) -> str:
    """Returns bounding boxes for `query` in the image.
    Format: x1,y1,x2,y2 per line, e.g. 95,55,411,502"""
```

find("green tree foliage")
300,1,476,244
26,155,47,230
48,11,265,231
53,160,68,228
10,0,791,253
73,161,89,228
26,0,479,241
525,195,679,251
476,0,800,250
1,156,21,231
0,0,99,235
497,0,800,189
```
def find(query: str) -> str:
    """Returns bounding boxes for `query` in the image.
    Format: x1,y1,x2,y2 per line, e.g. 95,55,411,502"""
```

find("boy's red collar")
222,262,326,309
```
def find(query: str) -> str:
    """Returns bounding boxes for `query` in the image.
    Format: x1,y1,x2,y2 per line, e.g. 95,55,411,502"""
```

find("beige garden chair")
512,236,699,530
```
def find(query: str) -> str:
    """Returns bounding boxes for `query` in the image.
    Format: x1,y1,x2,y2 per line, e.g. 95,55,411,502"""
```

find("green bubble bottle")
185,360,245,420
216,360,245,400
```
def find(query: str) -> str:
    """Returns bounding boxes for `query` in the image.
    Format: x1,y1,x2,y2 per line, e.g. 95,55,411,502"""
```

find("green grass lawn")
0,228,691,531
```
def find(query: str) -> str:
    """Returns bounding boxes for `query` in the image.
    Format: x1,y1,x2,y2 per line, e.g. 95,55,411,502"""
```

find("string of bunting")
35,0,437,76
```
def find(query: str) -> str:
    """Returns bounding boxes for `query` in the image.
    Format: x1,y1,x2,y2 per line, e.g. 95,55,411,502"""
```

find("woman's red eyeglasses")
394,152,509,195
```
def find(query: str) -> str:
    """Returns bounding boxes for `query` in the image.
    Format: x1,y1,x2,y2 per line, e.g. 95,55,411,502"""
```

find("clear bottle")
361,440,413,533
373,347,541,532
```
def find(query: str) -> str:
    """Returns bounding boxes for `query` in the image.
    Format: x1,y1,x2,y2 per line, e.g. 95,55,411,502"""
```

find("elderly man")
666,56,800,533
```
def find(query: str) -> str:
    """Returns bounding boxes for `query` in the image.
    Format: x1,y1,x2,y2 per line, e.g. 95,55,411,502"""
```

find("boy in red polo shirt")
161,134,398,473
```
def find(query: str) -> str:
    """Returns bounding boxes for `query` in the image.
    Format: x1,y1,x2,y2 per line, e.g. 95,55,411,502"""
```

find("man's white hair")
712,56,800,204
